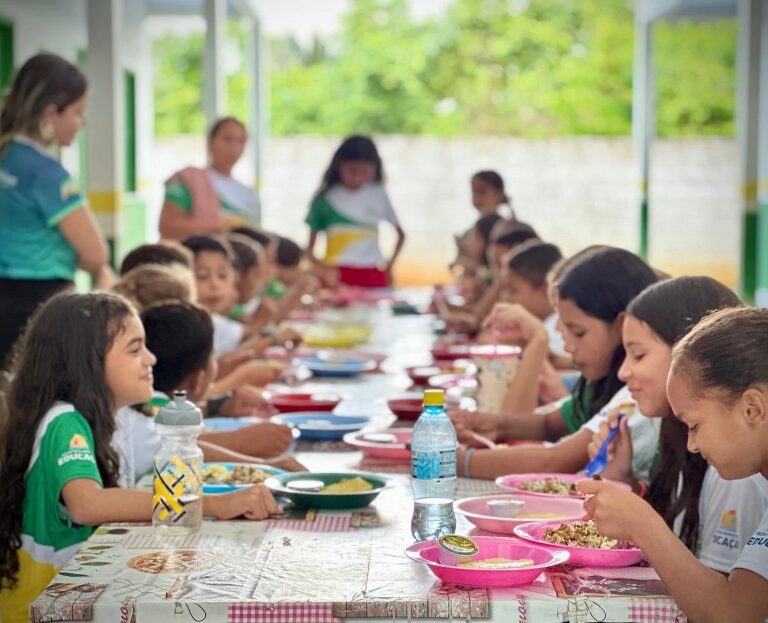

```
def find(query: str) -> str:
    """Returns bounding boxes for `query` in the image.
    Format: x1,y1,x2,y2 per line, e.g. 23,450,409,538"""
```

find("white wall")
150,135,740,286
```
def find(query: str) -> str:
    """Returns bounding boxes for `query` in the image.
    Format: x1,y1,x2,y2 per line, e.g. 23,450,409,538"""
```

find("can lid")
154,391,203,426
423,389,445,407
437,534,479,556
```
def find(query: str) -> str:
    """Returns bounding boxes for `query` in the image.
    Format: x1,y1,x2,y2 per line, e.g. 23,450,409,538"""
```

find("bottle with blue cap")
410,388,457,541
152,391,204,534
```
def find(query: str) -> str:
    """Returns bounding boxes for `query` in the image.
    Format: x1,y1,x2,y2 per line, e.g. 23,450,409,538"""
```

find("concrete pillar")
755,0,768,306
203,0,226,128
631,16,654,260
737,0,762,302
85,0,123,262
248,13,263,223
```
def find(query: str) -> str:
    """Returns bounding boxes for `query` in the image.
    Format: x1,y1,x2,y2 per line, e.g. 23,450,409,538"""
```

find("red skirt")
337,266,389,288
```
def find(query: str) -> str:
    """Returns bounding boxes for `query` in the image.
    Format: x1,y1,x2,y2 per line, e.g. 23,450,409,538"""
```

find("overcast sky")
150,1,455,42
248,0,454,43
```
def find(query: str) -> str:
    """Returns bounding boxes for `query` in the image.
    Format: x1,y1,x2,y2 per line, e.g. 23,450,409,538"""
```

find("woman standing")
159,117,260,240
0,53,111,367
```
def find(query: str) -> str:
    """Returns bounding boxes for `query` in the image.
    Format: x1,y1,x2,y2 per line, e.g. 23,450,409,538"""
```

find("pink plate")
455,494,585,535
495,472,632,499
513,520,643,567
405,536,569,587
406,360,476,385
343,429,412,461
428,374,478,392
267,392,341,414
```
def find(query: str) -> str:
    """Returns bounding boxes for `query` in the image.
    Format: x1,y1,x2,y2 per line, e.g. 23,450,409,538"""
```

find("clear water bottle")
152,391,204,535
411,389,457,541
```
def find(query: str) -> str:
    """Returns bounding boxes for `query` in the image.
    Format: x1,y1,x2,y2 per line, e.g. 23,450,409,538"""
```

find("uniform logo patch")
69,434,89,449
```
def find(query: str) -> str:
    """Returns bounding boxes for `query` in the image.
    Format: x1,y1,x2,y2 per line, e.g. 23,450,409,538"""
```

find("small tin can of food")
437,534,479,566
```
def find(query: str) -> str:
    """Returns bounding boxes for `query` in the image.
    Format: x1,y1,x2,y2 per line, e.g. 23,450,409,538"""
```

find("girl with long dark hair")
305,135,405,288
0,293,278,623
454,246,659,479
588,276,767,568
582,306,768,622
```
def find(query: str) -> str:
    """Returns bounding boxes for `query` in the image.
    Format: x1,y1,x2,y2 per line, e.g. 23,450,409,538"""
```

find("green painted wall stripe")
741,211,758,304
639,195,649,259
757,199,768,293
0,18,13,96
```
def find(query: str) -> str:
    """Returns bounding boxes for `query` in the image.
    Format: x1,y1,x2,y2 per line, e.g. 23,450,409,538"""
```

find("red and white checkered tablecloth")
228,602,338,623
263,514,352,532
628,598,687,623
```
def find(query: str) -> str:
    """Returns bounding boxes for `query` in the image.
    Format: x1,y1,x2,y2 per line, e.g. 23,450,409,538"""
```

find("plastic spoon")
583,403,636,477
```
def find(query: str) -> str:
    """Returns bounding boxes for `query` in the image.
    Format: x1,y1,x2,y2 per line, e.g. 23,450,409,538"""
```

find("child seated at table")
498,240,569,366
451,246,660,481
581,306,768,622
113,263,196,311
114,300,302,488
267,236,323,317
180,235,299,388
227,232,271,325
119,241,193,276
439,226,541,337
584,276,768,576
0,293,280,623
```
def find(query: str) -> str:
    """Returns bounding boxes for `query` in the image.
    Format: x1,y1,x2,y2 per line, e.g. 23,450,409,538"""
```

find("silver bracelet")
463,448,475,478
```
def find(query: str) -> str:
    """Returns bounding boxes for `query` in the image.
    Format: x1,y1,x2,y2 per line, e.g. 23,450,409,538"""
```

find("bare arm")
470,280,502,320
500,329,550,419
581,480,768,623
57,206,109,275
62,478,280,523
386,225,406,269
497,406,569,442
199,423,294,459
306,230,321,266
158,202,226,240
459,428,592,479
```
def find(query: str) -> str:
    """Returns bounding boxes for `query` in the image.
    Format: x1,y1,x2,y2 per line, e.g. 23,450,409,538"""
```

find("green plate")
265,472,387,509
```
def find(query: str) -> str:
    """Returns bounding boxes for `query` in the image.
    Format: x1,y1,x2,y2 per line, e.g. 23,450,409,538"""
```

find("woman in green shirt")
0,54,111,367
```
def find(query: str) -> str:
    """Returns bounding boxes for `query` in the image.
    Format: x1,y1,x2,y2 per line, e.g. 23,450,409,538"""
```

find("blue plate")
202,462,285,493
293,355,376,378
271,413,371,441
203,417,261,431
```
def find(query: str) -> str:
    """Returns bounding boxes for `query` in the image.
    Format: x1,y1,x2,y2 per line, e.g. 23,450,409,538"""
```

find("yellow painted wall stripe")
743,182,757,200
88,191,123,215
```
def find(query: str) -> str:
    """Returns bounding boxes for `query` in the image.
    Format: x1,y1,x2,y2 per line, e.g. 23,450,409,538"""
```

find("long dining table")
31,298,686,623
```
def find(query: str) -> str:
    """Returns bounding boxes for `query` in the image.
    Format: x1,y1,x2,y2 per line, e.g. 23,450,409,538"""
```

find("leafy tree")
153,0,737,138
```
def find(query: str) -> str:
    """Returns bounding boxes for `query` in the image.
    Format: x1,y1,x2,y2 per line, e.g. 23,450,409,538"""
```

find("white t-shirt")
113,404,162,488
544,313,567,358
306,183,400,267
207,167,260,225
212,312,245,357
697,469,768,572
580,386,662,483
732,477,768,580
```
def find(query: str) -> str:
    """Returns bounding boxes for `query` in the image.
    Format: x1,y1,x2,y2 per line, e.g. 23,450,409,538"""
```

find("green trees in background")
153,0,737,138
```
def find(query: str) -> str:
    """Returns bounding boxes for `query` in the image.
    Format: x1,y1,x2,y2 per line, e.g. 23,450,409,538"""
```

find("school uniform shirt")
164,167,260,225
732,476,768,581
212,312,245,357
0,137,86,280
543,313,567,358
580,386,662,483
113,393,166,488
696,469,768,573
305,183,400,267
0,402,102,623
